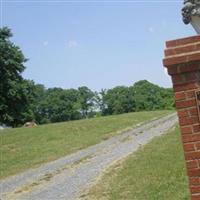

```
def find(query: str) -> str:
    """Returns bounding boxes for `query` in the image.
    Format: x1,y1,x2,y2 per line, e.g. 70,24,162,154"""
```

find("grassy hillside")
83,126,190,200
0,110,172,179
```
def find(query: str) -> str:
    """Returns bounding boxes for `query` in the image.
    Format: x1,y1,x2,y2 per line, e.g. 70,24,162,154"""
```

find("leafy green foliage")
131,80,174,111
35,88,81,123
100,80,174,115
31,81,174,125
0,27,32,127
104,86,135,114
78,86,95,118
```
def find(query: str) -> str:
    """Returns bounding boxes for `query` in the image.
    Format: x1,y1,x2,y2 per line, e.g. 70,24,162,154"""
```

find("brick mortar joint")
166,36,200,48
176,97,197,103
185,149,200,153
165,67,200,76
173,80,199,86
184,142,200,145
176,89,198,94
166,41,200,50
174,82,200,88
180,123,200,128
165,50,200,59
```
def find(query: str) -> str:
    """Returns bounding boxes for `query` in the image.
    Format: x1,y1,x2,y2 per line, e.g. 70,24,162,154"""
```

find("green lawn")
82,126,190,200
0,110,172,179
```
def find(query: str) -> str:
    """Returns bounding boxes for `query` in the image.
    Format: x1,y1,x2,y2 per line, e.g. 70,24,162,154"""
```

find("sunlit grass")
0,110,172,179
83,126,190,200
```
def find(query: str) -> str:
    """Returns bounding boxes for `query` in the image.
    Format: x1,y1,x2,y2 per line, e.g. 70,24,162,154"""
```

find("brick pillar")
163,35,200,200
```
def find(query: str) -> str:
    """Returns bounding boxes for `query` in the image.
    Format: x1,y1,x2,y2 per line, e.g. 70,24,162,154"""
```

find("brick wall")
163,35,200,200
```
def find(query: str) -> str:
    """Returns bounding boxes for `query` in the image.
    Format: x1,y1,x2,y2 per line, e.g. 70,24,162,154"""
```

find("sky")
0,0,196,91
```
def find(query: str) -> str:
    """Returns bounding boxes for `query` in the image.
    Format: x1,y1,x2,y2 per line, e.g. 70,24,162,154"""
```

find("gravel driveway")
0,113,178,200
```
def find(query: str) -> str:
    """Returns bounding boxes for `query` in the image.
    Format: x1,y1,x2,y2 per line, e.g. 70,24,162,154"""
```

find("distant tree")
96,80,174,116
94,89,107,115
130,80,159,111
35,88,81,124
104,86,135,115
130,80,174,111
31,83,46,123
78,86,95,118
160,88,174,109
0,27,32,127
18,80,38,124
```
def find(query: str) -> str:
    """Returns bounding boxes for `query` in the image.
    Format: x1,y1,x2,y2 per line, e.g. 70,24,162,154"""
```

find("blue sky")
1,0,196,91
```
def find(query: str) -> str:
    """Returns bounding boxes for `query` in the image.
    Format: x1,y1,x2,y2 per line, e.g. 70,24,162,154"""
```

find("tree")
29,83,46,123
94,89,107,115
104,86,135,115
159,88,174,109
78,86,95,118
17,80,38,124
35,88,82,124
0,27,30,127
130,80,174,111
98,80,174,116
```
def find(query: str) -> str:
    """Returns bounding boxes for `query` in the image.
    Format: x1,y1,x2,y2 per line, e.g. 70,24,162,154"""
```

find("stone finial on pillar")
163,35,200,200
182,0,200,34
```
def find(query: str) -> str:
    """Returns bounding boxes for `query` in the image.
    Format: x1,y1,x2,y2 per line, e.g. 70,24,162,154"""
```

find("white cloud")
43,41,49,46
68,40,78,48
148,27,154,33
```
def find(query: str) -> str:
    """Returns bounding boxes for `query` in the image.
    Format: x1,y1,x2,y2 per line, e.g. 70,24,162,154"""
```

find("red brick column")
163,35,200,200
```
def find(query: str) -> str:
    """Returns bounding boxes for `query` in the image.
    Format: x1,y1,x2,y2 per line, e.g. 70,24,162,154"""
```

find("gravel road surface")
0,113,178,200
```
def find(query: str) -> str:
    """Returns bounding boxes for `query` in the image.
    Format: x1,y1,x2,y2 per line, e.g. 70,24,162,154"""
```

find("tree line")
0,27,174,127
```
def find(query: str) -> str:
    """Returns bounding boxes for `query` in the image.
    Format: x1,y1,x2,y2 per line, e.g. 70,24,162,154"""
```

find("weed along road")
1,114,177,200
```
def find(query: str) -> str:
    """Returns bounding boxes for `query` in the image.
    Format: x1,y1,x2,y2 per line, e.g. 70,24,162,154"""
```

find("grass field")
0,110,172,179
82,126,190,200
